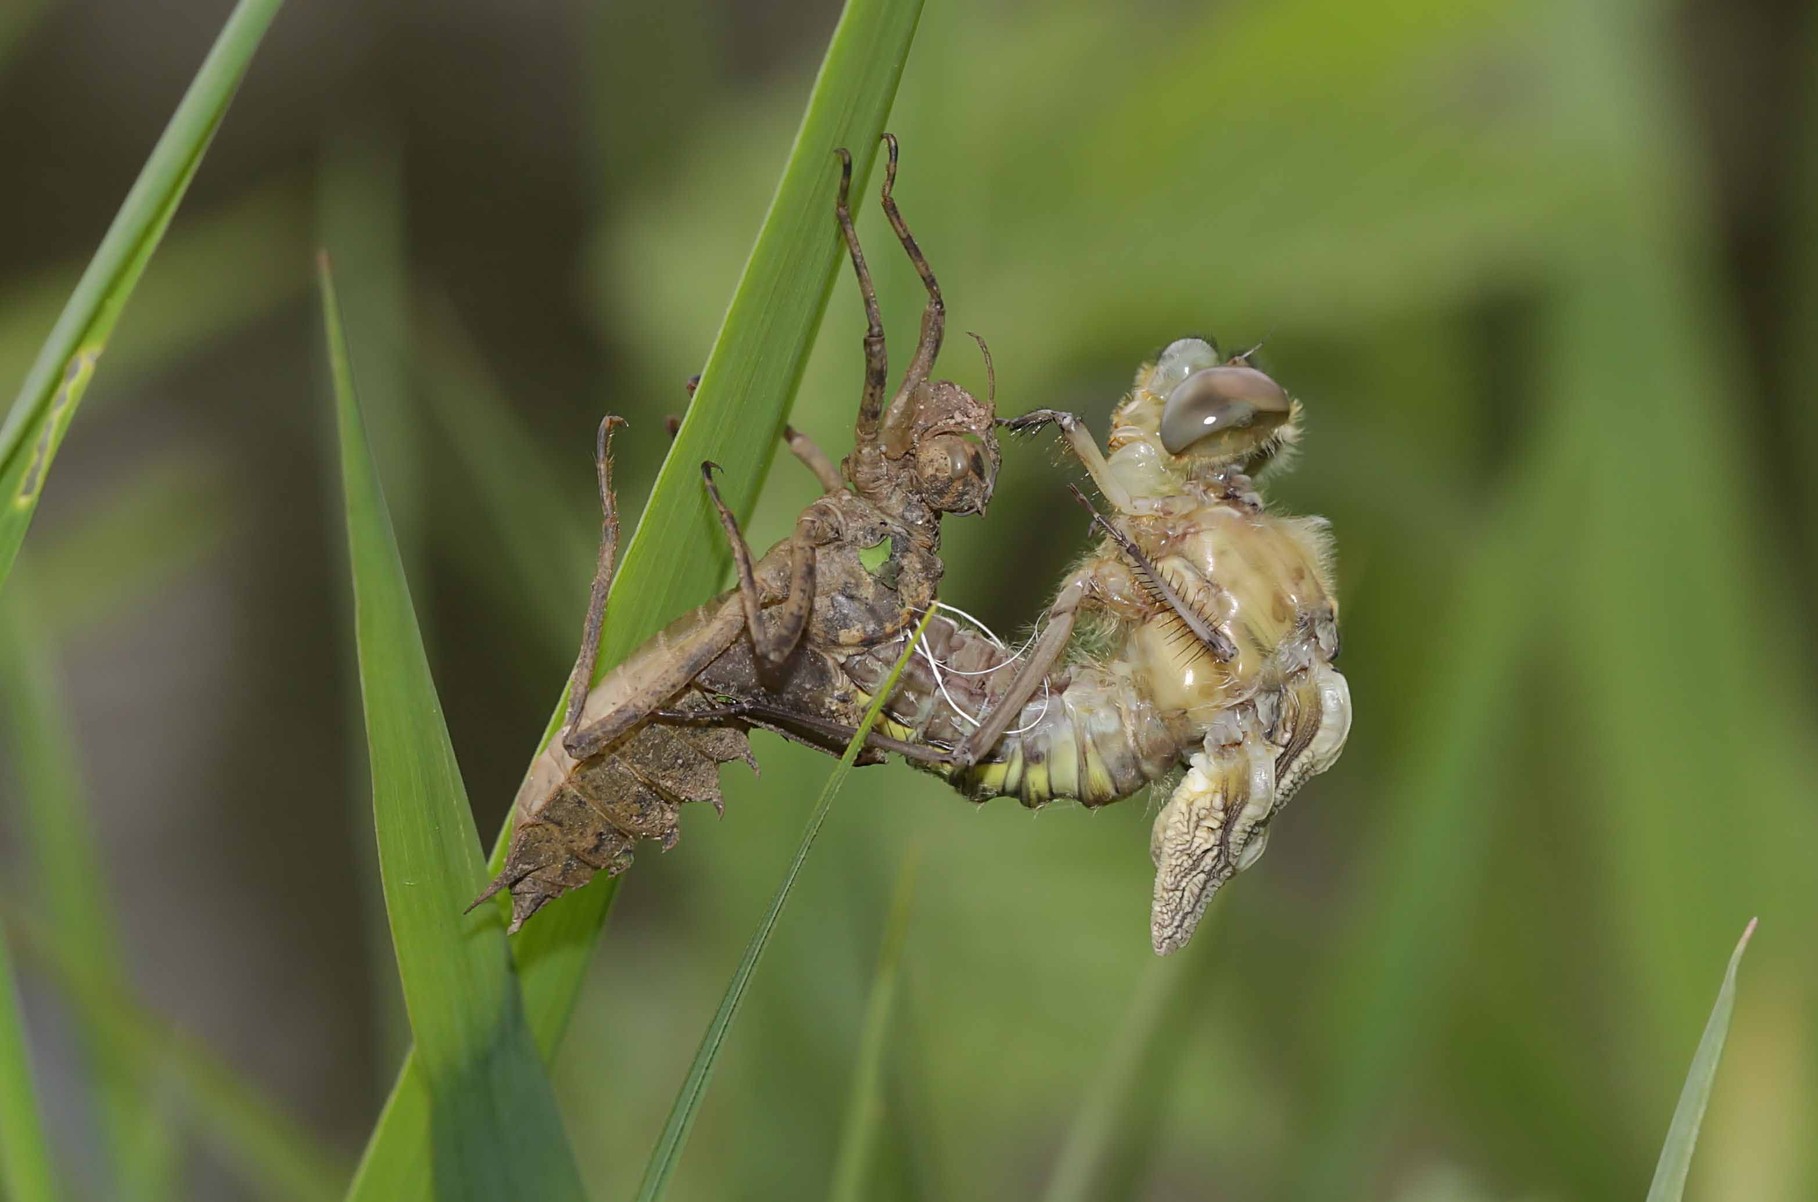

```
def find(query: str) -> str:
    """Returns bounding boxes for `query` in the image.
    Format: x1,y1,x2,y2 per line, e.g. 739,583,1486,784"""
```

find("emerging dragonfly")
833,338,1351,953
478,136,1001,930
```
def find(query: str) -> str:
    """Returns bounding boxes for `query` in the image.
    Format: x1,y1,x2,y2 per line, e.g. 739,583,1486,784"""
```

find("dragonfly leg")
783,424,844,492
835,147,889,459
655,699,951,765
700,462,818,671
561,598,746,762
879,132,944,412
1068,486,1235,661
668,376,844,493
1001,409,1134,512
559,416,627,750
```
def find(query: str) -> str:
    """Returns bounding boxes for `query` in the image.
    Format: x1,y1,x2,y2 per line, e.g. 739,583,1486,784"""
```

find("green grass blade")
638,607,934,1202
1645,919,1757,1202
0,183,311,393
0,927,59,1202
1,906,347,1202
1288,406,1591,1202
500,0,926,1047
322,261,586,1202
317,121,416,1085
1040,915,1210,1202
414,291,594,656
0,583,180,1199
827,849,920,1202
345,0,924,1192
0,0,285,595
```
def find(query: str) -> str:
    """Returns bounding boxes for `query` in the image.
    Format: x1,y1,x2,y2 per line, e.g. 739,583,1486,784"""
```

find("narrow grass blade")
0,0,285,594
0,182,311,391
414,291,594,655
0,927,59,1202
1,906,346,1202
0,583,179,1199
0,0,50,75
1288,407,1591,1202
317,120,415,1084
345,0,925,1192
323,261,586,1202
638,608,934,1202
827,848,920,1202
1040,914,1210,1202
1645,919,1757,1202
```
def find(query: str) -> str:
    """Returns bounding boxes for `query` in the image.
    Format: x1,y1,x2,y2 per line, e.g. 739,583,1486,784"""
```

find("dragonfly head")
896,378,1001,516
1128,337,1301,474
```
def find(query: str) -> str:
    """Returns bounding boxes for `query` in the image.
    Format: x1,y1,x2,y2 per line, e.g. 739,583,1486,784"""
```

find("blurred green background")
2,0,1814,1199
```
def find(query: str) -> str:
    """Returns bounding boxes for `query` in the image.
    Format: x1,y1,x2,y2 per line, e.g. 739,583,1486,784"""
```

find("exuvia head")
1143,337,1300,472
879,332,1001,516
903,380,999,515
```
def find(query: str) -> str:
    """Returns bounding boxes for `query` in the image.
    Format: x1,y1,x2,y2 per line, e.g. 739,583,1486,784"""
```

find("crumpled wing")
1148,664,1351,955
1149,731,1277,955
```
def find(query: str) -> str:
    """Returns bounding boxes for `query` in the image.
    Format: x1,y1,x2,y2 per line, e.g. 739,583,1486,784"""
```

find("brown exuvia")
477,135,1001,930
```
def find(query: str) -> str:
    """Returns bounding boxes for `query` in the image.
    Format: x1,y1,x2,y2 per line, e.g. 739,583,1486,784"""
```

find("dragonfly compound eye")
1151,337,1222,395
1159,365,1292,456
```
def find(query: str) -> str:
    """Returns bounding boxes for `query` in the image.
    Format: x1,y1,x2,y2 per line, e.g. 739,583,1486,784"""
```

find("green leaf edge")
0,0,287,594
343,0,925,1193
1645,918,1757,1202
322,259,586,1202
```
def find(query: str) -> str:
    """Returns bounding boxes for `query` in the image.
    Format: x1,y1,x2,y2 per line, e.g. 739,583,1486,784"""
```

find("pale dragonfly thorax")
1081,387,1350,951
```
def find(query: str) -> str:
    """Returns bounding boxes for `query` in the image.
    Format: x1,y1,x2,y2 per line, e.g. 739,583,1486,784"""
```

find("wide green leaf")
0,0,287,594
345,0,925,1192
1645,920,1756,1202
323,262,586,1202
317,120,415,1078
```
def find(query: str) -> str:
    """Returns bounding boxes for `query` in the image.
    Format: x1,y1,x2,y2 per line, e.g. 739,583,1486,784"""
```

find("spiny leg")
1002,408,1134,512
834,147,889,455
556,418,743,762
878,132,945,408
700,462,818,670
560,416,627,752
1068,486,1234,661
